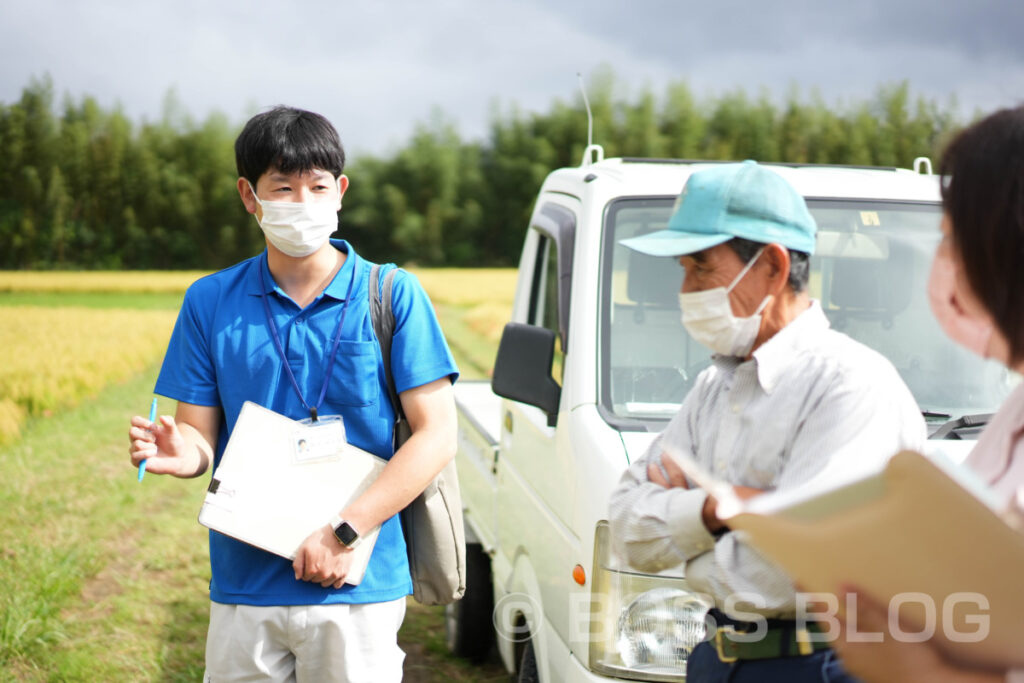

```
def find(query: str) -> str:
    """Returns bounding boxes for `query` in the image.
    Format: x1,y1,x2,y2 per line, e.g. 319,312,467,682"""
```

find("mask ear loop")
753,291,773,316
246,181,264,207
246,180,268,229
248,177,344,206
249,177,344,214
726,246,766,292
727,246,774,317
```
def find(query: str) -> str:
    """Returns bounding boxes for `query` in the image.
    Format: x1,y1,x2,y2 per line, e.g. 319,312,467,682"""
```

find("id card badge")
293,415,347,464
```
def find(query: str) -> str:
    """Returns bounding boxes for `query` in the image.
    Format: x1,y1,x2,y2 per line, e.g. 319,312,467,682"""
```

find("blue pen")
139,397,157,482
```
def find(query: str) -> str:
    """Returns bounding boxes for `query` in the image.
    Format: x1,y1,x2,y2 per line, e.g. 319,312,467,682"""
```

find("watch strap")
329,514,362,549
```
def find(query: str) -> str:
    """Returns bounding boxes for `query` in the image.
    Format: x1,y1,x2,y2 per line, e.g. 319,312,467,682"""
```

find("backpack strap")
368,264,406,443
369,264,465,604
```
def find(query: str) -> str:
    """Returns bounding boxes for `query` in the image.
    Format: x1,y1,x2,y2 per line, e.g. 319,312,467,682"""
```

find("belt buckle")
795,627,813,656
714,625,739,663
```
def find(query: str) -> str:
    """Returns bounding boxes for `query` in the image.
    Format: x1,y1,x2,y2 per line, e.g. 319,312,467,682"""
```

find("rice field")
409,267,518,308
0,267,518,302
0,307,178,444
0,271,210,294
0,268,517,445
0,267,516,681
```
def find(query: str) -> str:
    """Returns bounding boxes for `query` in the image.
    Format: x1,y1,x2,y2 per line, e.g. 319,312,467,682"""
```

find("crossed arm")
646,453,764,533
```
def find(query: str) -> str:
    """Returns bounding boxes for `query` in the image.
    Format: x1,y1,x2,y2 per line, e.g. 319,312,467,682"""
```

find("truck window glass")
599,198,1018,431
600,198,699,430
530,233,565,386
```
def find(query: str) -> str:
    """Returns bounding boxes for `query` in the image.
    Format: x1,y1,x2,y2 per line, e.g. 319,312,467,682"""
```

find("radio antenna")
577,72,604,167
578,72,593,149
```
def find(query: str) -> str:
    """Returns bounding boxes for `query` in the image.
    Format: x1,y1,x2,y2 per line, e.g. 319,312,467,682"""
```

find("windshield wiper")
929,413,992,440
922,410,951,419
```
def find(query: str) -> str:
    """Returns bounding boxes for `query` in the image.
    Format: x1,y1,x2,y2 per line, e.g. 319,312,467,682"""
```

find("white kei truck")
444,148,1016,682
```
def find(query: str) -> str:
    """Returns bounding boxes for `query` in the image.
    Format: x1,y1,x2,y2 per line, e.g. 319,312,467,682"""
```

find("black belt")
706,608,830,662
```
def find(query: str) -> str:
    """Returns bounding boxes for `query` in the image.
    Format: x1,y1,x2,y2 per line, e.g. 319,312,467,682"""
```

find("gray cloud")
536,0,1024,60
0,0,1020,157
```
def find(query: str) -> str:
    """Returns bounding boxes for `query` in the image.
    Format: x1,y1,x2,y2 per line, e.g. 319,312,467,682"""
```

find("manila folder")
198,401,387,586
727,450,1024,668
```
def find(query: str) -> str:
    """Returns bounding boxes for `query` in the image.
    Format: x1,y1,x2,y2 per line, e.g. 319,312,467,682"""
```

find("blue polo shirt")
154,239,459,606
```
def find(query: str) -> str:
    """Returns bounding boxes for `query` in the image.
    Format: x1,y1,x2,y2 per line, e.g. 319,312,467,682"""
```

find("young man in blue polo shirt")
127,106,459,682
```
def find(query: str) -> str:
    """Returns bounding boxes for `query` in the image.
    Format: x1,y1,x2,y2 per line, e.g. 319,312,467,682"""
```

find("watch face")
334,521,359,546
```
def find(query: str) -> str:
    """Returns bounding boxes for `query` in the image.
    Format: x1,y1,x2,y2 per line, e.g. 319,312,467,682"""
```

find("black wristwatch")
329,515,362,549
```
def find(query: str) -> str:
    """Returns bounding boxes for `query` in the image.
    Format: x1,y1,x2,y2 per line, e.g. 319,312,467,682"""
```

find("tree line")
0,72,965,270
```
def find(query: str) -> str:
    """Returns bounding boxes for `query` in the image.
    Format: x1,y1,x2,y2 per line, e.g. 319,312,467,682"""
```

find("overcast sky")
2,0,1022,159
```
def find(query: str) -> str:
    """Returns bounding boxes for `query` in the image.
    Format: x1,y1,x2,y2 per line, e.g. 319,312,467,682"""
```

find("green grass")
0,277,510,681
0,363,508,681
0,363,211,680
399,603,507,683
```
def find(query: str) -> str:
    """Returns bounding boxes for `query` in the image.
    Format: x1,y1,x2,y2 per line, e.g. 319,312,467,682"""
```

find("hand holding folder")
662,444,1024,668
198,402,387,586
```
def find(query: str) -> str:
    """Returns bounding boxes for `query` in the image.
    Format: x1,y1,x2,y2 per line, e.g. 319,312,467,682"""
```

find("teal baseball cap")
621,160,817,257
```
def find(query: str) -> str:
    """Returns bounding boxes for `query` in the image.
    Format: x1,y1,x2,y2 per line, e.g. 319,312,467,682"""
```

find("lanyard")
258,254,358,422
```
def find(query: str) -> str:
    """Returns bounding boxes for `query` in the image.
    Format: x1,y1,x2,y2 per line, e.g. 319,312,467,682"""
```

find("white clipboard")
198,401,387,585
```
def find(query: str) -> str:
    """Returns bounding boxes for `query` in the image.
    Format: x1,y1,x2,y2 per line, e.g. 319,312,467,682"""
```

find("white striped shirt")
608,301,926,618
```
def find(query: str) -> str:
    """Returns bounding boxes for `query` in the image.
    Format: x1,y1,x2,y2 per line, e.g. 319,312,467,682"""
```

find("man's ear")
238,178,258,215
337,174,350,208
762,243,791,295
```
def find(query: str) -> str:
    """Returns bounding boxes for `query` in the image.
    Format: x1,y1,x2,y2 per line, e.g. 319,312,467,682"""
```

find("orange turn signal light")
572,564,586,586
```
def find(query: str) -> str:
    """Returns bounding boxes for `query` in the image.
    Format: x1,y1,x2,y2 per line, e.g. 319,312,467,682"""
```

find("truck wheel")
517,638,540,683
444,543,494,662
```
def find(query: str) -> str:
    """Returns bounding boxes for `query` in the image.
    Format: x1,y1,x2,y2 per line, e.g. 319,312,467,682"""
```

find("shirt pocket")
327,340,381,407
736,423,786,487
744,450,783,488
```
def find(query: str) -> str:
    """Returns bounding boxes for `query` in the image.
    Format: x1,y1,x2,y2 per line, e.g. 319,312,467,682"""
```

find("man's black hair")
726,237,810,293
235,106,346,187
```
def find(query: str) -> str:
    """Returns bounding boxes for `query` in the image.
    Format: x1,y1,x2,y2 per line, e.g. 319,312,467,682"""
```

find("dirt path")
398,601,509,682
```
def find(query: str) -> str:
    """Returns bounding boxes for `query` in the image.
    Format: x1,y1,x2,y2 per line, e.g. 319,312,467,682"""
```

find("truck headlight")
589,522,710,682
617,587,708,669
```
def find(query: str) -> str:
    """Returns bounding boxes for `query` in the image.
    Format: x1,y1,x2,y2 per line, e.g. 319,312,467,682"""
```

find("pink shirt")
965,380,1024,682
967,381,1024,517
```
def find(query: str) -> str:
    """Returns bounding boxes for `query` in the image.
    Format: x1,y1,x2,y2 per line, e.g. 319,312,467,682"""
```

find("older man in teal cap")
609,161,925,682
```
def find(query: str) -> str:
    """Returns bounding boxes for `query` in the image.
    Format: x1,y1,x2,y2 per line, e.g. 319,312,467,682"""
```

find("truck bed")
453,380,503,551
454,380,502,446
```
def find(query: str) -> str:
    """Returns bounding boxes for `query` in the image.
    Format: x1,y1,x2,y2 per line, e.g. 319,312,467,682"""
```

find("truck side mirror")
491,322,561,427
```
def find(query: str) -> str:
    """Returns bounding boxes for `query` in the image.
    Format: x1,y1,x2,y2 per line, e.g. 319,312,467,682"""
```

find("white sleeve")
696,366,926,617
608,389,716,572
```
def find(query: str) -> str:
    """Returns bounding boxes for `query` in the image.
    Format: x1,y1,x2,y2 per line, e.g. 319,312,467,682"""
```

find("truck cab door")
493,202,580,545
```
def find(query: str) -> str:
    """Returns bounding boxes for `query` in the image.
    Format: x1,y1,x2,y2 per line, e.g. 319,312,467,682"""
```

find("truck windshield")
599,197,1019,432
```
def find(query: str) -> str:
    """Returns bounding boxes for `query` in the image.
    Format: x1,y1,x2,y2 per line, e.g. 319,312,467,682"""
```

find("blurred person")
609,161,926,682
127,106,458,682
834,106,1024,683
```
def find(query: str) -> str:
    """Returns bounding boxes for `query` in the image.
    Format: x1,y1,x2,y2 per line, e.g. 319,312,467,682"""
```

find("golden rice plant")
0,398,22,444
0,268,517,304
409,268,517,307
0,268,514,444
0,306,177,443
0,271,209,294
462,301,513,344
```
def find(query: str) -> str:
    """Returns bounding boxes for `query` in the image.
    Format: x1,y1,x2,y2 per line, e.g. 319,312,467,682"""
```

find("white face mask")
248,180,340,257
678,247,771,357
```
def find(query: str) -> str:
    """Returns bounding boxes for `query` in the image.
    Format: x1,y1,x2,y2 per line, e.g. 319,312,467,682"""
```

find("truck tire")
444,543,494,662
517,638,540,683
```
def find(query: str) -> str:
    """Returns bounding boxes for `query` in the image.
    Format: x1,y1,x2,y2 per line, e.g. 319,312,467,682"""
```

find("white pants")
203,598,406,683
